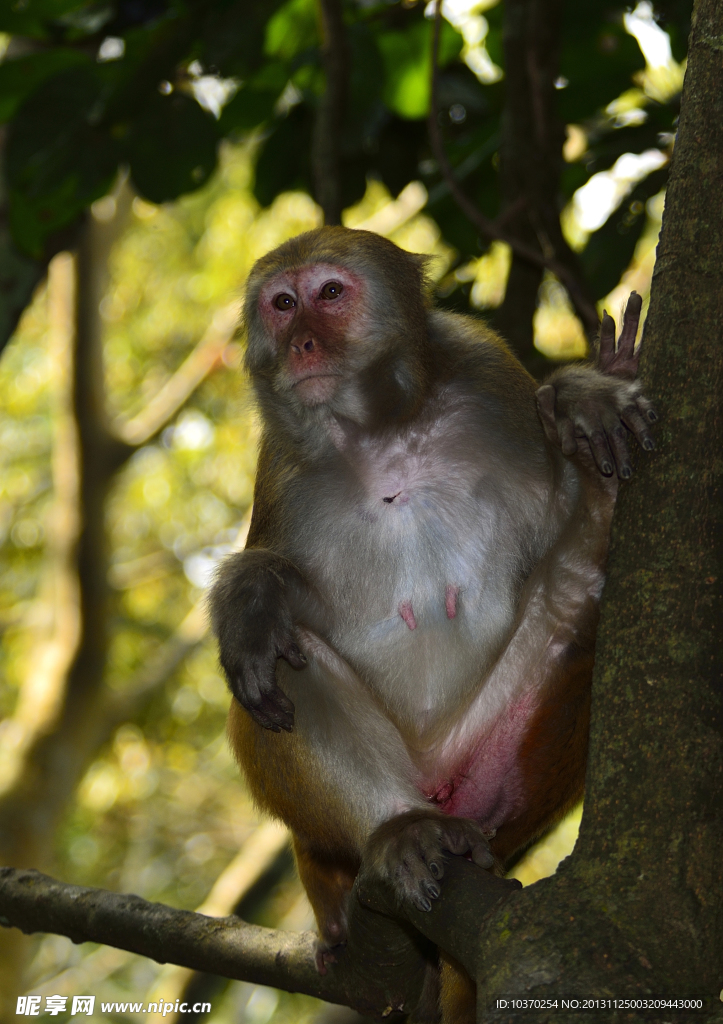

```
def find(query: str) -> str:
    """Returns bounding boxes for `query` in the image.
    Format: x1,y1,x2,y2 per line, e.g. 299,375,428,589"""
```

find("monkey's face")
254,262,376,408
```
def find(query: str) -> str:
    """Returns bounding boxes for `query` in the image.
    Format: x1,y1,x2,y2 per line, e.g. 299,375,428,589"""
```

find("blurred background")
0,0,688,1019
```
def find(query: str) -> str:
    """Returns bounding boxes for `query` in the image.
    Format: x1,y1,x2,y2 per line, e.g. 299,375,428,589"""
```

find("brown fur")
211,228,650,1023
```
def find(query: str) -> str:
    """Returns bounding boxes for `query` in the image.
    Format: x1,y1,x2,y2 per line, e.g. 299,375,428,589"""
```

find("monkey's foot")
314,939,346,975
361,810,495,913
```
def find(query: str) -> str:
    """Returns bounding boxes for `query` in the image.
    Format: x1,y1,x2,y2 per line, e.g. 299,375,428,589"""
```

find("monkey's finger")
536,386,577,455
471,842,496,869
616,291,643,366
635,395,658,424
260,685,296,730
413,825,448,882
243,676,295,731
620,404,655,452
603,420,632,480
598,310,617,371
442,821,494,868
557,416,578,457
248,708,282,732
582,422,615,477
280,639,307,670
396,852,441,912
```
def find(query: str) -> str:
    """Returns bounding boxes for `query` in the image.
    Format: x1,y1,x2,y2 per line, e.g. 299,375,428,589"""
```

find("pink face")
257,263,366,405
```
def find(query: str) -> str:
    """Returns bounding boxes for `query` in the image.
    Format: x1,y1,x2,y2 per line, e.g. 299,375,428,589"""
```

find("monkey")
209,226,656,1020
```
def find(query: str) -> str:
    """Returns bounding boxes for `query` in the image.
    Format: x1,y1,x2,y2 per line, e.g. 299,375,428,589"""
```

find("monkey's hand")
359,810,495,914
536,291,658,479
209,550,307,732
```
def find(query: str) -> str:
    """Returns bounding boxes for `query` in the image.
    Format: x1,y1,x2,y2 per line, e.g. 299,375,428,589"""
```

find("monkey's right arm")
209,549,307,732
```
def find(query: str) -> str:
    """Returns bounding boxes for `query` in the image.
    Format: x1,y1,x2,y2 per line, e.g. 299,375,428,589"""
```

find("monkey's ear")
413,253,436,299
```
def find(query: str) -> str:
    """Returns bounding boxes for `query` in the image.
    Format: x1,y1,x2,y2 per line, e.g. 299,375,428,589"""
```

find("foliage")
0,0,695,1016
0,0,689,351
0,143,457,1017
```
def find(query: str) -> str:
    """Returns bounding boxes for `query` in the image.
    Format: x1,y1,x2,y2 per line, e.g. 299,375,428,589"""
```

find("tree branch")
427,1,598,342
0,868,418,1017
0,859,521,1018
113,301,240,449
0,256,81,800
312,0,350,225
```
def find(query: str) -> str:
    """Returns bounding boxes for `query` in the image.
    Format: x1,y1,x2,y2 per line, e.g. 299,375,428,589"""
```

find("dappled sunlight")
344,178,456,279
534,277,589,361
509,804,583,887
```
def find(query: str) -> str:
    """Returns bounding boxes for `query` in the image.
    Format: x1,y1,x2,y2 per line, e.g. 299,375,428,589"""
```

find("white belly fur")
293,413,554,741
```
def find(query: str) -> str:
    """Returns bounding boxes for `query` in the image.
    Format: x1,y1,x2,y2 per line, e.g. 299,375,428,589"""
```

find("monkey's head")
243,227,432,429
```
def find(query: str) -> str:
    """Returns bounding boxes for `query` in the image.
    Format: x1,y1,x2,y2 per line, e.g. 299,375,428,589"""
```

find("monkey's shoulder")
427,309,536,399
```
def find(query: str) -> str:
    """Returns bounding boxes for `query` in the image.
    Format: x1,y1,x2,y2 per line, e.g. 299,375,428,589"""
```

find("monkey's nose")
291,337,316,355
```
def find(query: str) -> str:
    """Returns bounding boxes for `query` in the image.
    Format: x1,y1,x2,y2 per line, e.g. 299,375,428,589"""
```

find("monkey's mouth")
293,373,339,385
293,373,341,405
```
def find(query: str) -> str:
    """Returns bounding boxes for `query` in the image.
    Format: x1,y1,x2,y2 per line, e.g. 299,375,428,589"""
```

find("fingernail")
647,410,658,422
602,461,613,475
643,438,655,450
620,466,632,479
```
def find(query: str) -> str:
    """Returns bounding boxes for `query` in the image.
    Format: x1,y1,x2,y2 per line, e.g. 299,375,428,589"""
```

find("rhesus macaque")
210,227,655,1019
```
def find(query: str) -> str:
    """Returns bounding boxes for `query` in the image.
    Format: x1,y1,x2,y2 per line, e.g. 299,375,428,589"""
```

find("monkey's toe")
362,809,495,914
314,939,345,975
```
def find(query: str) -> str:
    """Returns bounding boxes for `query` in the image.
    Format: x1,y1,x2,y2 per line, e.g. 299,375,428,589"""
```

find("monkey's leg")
292,836,358,970
427,467,619,865
358,466,619,916
228,627,429,943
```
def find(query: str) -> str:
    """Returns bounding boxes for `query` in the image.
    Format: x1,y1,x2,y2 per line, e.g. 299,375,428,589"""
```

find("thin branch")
353,181,429,236
0,867,329,999
28,821,289,1002
312,0,350,225
427,1,599,336
144,822,290,1022
0,255,81,800
2,858,521,1017
99,510,252,737
0,867,422,1017
114,301,240,448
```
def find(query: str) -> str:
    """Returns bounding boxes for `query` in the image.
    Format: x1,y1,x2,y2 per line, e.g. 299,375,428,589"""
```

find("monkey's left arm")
536,292,657,479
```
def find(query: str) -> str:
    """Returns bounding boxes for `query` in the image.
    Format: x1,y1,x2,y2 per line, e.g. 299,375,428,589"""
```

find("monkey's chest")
305,458,527,727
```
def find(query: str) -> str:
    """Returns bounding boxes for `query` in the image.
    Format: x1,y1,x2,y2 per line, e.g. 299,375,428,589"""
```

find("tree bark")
472,0,723,1013
313,0,350,225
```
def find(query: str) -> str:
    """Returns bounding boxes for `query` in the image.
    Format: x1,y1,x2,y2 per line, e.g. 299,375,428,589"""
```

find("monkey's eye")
274,293,296,311
320,281,343,300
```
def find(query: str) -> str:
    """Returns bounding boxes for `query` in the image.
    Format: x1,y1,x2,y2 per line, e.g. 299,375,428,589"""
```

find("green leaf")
0,222,46,354
0,0,90,38
377,17,461,121
202,0,289,78
264,0,318,64
253,104,313,206
559,7,645,124
5,65,119,255
342,22,386,152
217,86,279,136
0,49,91,125
127,92,219,204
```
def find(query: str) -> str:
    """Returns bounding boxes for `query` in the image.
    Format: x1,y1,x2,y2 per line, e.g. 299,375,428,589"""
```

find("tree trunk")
470,0,723,1013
